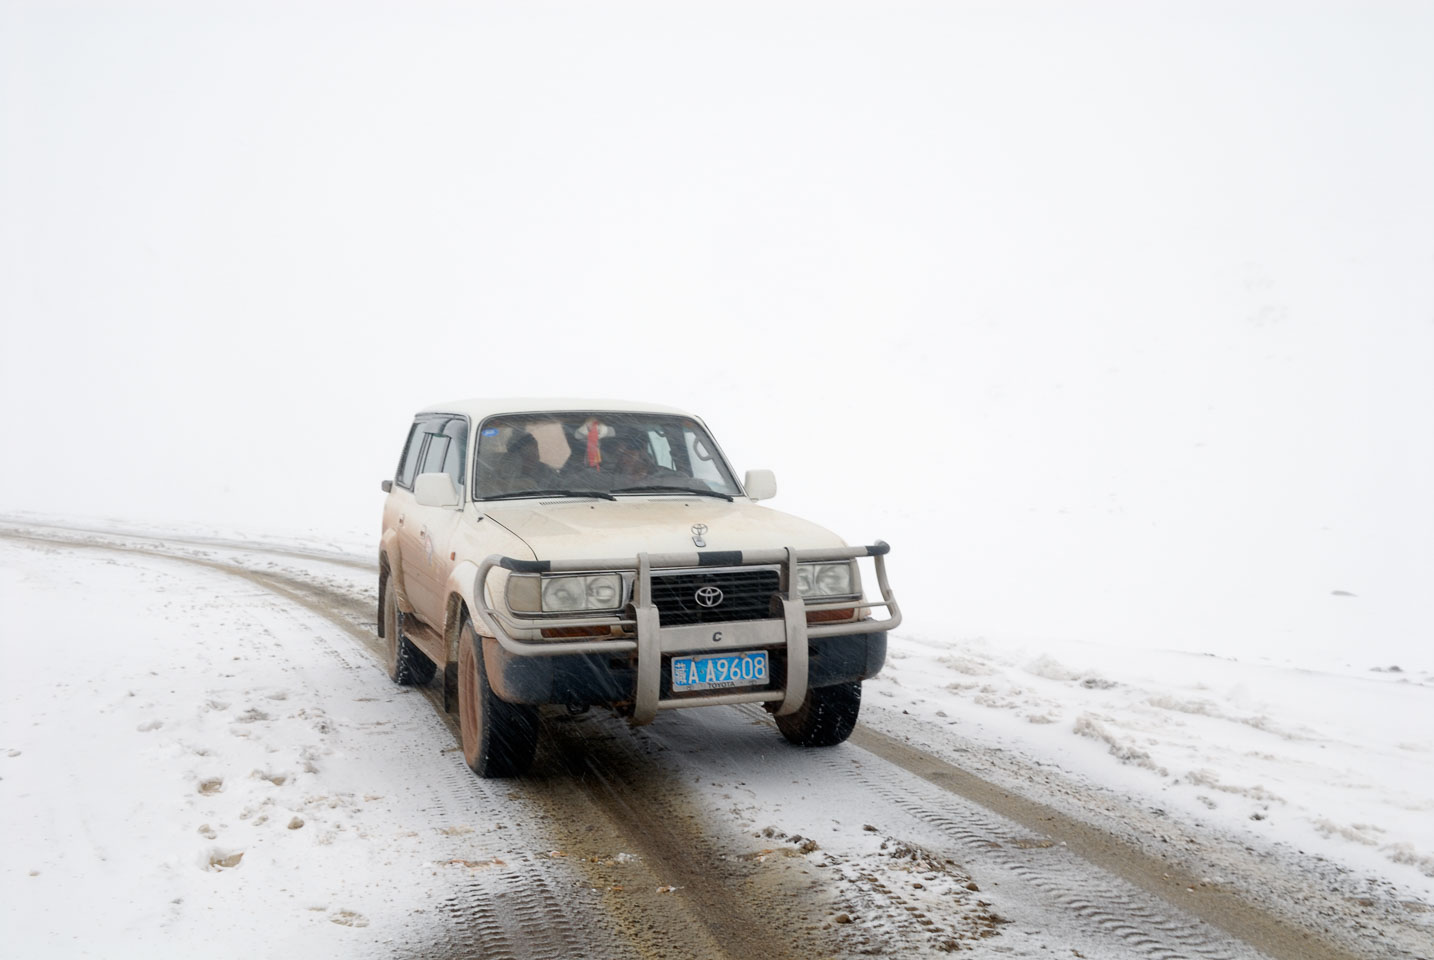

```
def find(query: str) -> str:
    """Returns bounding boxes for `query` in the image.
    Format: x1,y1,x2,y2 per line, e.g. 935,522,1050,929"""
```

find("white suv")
379,399,900,777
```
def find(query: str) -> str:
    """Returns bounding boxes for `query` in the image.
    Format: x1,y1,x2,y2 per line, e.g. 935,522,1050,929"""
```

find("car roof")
415,397,696,422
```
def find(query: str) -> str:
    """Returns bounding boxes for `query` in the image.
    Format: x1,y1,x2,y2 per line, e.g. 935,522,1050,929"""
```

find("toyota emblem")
694,585,724,608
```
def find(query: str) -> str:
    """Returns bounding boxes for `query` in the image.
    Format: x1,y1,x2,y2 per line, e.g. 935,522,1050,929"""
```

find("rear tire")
382,575,437,686
776,681,861,747
458,619,538,778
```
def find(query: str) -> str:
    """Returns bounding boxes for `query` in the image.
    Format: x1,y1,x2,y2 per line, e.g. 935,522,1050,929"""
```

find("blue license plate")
672,650,769,692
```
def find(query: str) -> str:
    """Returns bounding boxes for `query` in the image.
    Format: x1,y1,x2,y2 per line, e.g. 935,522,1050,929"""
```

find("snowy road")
1,521,1428,959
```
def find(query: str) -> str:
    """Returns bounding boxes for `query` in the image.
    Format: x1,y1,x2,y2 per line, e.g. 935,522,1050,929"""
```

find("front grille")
649,569,780,625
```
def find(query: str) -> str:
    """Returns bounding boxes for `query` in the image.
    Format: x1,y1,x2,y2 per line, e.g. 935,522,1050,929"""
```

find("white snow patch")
1024,655,1084,683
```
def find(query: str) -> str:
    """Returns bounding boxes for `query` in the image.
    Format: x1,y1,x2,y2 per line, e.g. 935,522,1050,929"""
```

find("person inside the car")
608,433,656,480
604,430,686,488
499,431,558,491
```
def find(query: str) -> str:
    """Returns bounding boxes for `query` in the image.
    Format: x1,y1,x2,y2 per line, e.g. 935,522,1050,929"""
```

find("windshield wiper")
502,488,617,501
609,485,734,502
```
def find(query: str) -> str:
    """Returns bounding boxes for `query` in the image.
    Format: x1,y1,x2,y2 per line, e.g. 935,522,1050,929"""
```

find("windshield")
474,412,744,501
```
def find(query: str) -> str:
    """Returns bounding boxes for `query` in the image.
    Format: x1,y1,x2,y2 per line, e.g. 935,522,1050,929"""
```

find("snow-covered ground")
869,629,1434,902
0,534,532,958
3,519,1431,958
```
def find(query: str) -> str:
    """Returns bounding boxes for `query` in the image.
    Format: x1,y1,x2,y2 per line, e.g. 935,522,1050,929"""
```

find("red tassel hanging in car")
586,419,602,469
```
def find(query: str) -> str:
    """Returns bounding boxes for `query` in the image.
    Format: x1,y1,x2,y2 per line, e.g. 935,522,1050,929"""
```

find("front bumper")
483,629,888,707
472,543,900,724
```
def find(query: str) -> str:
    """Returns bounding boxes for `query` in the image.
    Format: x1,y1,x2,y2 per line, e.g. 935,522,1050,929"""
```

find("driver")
607,432,656,480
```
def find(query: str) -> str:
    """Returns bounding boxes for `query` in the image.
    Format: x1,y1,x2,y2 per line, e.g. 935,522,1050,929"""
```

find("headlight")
795,562,855,598
506,573,623,613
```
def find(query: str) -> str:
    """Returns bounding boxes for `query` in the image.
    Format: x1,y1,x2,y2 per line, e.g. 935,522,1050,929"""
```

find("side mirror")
413,472,461,508
743,469,777,501
381,479,393,493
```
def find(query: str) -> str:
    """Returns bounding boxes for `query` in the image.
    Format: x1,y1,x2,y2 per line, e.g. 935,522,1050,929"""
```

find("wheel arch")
443,559,483,666
379,529,412,635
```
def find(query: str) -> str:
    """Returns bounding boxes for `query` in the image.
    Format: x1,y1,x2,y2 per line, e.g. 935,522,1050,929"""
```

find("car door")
404,415,469,629
391,417,440,624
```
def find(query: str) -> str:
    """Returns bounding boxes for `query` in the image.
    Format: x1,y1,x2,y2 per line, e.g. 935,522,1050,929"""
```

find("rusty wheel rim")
385,629,399,676
458,632,480,768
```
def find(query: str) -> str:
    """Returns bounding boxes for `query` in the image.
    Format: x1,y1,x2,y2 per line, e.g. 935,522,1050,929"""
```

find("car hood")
482,498,846,562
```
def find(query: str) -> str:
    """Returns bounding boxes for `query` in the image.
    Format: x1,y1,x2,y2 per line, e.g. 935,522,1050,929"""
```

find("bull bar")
471,542,900,725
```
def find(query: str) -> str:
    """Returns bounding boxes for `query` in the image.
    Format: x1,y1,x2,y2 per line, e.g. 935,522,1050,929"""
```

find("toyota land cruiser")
379,399,900,777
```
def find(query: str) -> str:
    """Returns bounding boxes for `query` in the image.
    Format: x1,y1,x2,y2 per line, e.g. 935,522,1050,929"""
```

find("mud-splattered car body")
379,398,900,776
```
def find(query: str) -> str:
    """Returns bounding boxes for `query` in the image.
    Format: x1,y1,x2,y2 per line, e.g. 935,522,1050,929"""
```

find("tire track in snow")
836,720,1373,960
819,747,1254,960
527,711,827,960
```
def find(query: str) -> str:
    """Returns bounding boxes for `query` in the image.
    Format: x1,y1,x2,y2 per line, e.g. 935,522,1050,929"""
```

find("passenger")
500,431,558,491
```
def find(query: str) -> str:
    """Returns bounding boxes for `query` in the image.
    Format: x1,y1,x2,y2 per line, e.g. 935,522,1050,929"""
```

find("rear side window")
396,423,426,489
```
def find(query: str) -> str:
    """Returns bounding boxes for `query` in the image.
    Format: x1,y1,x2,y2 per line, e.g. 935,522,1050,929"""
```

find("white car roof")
415,397,696,422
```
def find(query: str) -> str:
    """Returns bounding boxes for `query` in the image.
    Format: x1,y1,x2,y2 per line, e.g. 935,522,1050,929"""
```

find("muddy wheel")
776,681,861,747
382,574,437,686
457,619,538,778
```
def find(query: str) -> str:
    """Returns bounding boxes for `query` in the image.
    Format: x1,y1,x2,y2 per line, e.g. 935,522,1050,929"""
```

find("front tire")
776,681,861,747
457,619,538,778
382,574,437,686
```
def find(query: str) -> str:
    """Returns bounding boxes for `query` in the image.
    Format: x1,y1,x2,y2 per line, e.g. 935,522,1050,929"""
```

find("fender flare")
443,559,485,664
379,529,413,615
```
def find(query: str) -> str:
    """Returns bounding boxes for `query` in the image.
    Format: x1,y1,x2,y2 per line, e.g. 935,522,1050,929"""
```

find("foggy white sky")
3,1,1432,665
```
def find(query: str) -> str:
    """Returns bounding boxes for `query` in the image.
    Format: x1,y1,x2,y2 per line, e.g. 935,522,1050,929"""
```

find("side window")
420,433,451,477
396,423,426,490
417,417,469,495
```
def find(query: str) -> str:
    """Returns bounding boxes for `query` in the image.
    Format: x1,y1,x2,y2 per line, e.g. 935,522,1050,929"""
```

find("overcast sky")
3,1,1431,665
